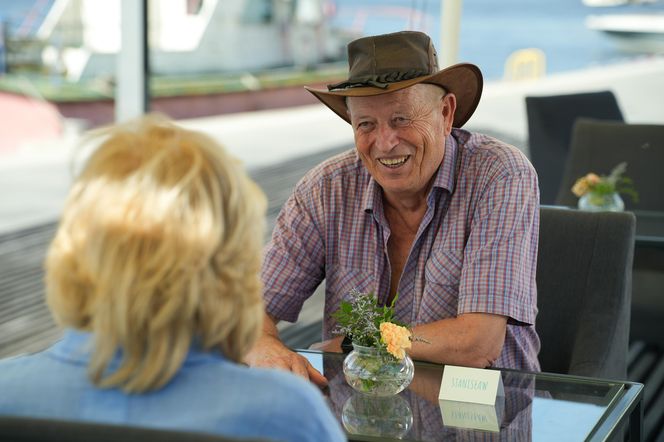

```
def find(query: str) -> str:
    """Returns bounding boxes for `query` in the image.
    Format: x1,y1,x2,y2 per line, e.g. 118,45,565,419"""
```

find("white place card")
438,365,504,405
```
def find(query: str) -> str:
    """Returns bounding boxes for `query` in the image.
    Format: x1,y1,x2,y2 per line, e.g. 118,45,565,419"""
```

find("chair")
536,206,635,379
556,119,664,346
525,91,623,205
0,415,273,442
555,118,664,210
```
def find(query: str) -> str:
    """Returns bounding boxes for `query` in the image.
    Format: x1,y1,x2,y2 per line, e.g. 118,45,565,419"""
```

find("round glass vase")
578,191,624,212
343,343,415,397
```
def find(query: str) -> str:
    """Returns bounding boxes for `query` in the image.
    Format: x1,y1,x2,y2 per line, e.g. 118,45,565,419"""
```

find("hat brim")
304,63,483,128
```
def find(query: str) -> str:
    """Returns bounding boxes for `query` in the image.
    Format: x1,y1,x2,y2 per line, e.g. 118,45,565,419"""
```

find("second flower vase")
578,191,625,212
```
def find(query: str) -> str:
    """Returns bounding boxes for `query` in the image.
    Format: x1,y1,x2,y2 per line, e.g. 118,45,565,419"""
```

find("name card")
438,365,504,405
439,397,504,433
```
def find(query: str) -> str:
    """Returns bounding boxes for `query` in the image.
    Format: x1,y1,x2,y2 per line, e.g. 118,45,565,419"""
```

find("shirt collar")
434,133,459,194
49,329,94,364
362,174,382,214
362,130,467,213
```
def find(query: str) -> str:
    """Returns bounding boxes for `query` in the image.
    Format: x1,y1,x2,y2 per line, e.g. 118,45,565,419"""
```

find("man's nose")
374,124,398,152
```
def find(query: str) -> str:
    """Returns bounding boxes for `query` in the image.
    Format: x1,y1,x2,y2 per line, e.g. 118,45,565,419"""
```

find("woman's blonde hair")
46,114,267,393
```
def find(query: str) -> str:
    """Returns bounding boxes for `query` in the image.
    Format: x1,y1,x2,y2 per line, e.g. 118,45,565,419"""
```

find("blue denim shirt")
0,330,346,442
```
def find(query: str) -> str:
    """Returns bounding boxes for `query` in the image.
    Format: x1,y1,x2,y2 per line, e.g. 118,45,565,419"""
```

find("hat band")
327,69,429,91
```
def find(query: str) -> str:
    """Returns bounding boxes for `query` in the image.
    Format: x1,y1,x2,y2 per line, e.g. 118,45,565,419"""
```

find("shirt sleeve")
262,182,326,323
457,164,540,326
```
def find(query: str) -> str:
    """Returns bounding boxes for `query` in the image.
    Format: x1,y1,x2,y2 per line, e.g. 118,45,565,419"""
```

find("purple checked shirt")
262,128,541,371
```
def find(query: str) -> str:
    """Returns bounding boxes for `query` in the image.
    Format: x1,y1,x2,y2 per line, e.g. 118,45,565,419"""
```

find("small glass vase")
578,192,624,212
343,343,415,397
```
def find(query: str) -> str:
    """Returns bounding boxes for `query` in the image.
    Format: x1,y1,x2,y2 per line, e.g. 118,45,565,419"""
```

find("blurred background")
1,0,663,168
1,0,664,436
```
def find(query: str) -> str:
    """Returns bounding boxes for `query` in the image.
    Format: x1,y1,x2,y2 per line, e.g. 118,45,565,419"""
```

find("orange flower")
572,172,609,197
380,322,412,360
572,176,590,197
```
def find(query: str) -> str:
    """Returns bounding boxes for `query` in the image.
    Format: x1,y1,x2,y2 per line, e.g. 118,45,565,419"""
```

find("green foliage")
586,162,639,203
331,289,402,348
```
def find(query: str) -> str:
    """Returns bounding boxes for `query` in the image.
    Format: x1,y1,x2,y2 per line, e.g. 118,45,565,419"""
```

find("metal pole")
0,20,9,74
115,0,150,122
439,0,462,68
142,0,150,111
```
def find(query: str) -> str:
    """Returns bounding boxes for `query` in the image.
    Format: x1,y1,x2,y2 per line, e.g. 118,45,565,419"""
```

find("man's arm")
248,169,330,385
409,138,540,370
409,312,507,367
311,312,506,368
244,312,328,388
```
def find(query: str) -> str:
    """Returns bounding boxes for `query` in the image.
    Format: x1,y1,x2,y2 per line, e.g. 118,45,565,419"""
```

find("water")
328,0,664,80
2,0,662,81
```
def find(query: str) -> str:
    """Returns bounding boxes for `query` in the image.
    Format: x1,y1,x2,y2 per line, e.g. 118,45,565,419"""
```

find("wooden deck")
1,143,663,440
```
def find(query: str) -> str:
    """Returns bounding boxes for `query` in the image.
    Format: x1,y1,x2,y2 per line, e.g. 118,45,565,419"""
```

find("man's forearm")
408,313,507,368
262,312,281,339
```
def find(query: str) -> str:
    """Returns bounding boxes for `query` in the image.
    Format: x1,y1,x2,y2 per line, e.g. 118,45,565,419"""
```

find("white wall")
467,56,664,142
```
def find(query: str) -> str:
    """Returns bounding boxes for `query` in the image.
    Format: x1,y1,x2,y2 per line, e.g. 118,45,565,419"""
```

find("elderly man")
246,31,540,386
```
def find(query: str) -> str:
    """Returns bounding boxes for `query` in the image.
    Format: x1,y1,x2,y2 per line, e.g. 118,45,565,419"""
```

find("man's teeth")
379,156,408,166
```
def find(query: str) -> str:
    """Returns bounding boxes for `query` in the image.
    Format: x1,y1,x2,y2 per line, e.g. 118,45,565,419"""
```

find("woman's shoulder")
194,363,345,441
180,358,323,407
230,363,326,403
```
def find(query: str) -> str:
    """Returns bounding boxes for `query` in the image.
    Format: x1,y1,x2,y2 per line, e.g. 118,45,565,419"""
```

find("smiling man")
246,31,541,386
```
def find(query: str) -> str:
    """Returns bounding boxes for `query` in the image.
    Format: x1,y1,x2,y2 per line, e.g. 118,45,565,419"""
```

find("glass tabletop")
298,350,643,442
540,205,664,247
632,209,664,246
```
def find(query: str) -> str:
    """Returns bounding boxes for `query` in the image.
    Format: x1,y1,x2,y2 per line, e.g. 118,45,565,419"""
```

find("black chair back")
526,91,623,205
0,415,273,442
556,118,664,211
536,206,635,379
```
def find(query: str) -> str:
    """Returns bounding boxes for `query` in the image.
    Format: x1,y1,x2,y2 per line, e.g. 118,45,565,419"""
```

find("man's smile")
378,155,410,168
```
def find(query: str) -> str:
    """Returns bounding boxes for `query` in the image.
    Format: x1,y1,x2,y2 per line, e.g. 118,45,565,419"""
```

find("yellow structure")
503,48,546,81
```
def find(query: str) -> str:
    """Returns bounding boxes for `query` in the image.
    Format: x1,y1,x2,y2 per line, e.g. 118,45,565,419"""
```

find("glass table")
540,205,664,248
298,350,644,442
632,209,664,247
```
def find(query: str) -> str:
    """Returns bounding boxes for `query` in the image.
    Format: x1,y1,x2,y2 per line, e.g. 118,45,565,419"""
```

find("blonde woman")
0,115,345,442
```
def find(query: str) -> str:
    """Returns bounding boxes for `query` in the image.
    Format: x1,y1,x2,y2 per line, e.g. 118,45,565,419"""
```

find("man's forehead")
346,84,445,117
346,88,416,110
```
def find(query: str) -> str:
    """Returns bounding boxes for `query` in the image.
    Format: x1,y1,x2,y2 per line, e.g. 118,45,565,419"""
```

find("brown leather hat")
305,31,483,128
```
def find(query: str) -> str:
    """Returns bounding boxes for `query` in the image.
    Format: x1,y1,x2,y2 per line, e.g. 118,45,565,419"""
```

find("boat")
0,0,354,128
585,13,664,53
582,0,657,7
15,0,350,80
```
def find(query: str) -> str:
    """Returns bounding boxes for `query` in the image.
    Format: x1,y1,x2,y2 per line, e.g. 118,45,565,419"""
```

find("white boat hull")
586,13,664,53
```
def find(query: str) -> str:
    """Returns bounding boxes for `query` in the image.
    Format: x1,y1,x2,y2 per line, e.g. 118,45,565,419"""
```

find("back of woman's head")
46,114,267,393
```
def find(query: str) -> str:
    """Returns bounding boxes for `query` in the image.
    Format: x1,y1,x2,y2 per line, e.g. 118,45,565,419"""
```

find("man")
246,31,540,386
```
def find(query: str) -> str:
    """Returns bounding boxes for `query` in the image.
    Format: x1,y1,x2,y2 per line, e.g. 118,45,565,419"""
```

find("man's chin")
379,181,418,199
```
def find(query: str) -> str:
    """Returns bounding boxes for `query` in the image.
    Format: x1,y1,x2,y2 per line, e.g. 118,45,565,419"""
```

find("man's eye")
393,117,410,126
357,121,373,130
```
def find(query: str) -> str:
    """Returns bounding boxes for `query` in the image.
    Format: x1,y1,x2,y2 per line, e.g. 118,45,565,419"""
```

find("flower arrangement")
333,289,419,395
332,288,413,360
571,161,639,206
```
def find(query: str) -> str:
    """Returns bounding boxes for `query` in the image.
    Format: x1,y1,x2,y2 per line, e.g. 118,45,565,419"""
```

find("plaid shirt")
263,128,541,371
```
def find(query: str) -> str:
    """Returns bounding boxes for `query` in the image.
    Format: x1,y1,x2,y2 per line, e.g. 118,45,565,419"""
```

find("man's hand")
244,314,328,388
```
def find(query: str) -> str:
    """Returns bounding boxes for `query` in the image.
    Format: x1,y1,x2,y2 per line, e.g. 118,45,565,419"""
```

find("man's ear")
345,97,351,121
442,93,457,135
